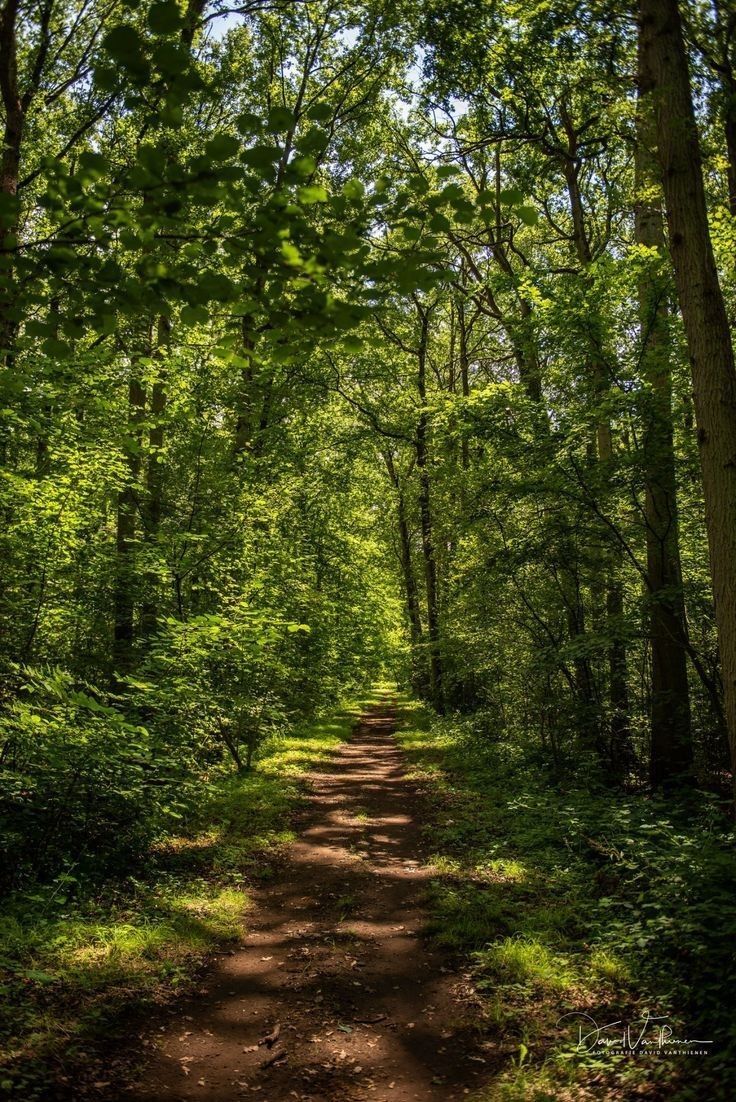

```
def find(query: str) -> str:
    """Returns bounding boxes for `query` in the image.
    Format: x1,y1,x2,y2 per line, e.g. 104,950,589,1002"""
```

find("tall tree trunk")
713,0,736,217
561,127,631,761
0,0,52,367
0,0,23,474
141,316,170,638
635,40,693,786
640,0,736,799
415,304,444,713
457,293,471,471
383,450,425,694
113,376,146,676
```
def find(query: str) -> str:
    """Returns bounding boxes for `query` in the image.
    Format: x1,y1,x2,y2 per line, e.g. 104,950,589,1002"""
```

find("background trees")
2,0,736,1096
0,0,734,931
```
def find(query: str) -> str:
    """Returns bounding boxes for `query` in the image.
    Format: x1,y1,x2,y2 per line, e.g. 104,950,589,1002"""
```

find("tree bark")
141,316,170,638
640,0,736,798
457,293,471,471
561,119,631,762
113,376,146,676
712,0,736,217
635,38,693,786
384,449,425,694
415,303,444,713
0,0,23,372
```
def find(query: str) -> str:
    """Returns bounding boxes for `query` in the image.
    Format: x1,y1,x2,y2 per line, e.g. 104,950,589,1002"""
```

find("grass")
394,696,736,1102
0,698,367,1098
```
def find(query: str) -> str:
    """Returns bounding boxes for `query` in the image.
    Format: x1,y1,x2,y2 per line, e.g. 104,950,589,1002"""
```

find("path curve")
129,699,489,1102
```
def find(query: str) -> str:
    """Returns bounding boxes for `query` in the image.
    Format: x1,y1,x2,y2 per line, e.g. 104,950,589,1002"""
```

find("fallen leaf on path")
338,1024,352,1033
243,1045,258,1053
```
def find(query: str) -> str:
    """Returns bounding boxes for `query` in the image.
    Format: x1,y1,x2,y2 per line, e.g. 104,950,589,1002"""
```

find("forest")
1,0,736,1098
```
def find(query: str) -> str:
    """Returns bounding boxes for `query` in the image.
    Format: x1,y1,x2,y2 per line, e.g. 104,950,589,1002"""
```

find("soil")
126,698,493,1102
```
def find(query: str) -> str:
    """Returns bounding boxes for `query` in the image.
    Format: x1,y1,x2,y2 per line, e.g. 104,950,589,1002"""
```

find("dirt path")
128,699,489,1102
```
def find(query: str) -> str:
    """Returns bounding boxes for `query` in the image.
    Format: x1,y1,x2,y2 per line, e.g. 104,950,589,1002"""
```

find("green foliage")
396,704,736,1100
0,1,734,1098
0,668,172,889
0,700,359,1096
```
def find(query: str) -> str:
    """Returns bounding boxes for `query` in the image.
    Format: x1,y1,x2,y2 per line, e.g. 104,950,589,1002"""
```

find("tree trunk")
635,39,693,787
113,376,146,676
640,0,736,799
457,294,470,471
0,0,23,374
561,132,631,762
141,316,170,638
713,0,736,217
384,450,425,694
415,305,444,713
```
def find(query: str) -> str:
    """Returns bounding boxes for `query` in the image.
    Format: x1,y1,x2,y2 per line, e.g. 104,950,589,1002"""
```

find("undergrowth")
0,697,370,1098
395,698,736,1102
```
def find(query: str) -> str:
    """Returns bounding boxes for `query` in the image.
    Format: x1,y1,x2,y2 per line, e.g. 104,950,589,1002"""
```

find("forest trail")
127,698,490,1102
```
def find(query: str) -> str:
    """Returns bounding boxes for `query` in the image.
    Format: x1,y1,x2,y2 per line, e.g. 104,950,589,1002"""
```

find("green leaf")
267,105,296,132
78,151,108,178
298,184,328,204
499,187,523,206
148,1,183,33
23,970,56,985
103,24,144,61
180,305,208,326
306,102,333,122
205,134,240,161
429,212,451,232
236,111,262,134
241,144,280,170
517,205,539,226
342,178,364,201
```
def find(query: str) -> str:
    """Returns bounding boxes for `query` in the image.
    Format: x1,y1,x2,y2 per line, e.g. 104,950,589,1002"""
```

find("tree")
640,0,736,796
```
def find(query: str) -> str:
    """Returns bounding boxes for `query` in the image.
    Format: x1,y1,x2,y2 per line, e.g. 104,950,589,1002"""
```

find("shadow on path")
127,698,494,1102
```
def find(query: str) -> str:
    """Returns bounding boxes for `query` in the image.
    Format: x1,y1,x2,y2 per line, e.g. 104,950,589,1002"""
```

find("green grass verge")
0,697,371,1097
394,697,736,1102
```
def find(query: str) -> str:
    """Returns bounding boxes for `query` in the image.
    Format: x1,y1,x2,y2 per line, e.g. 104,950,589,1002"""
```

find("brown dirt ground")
126,698,496,1102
